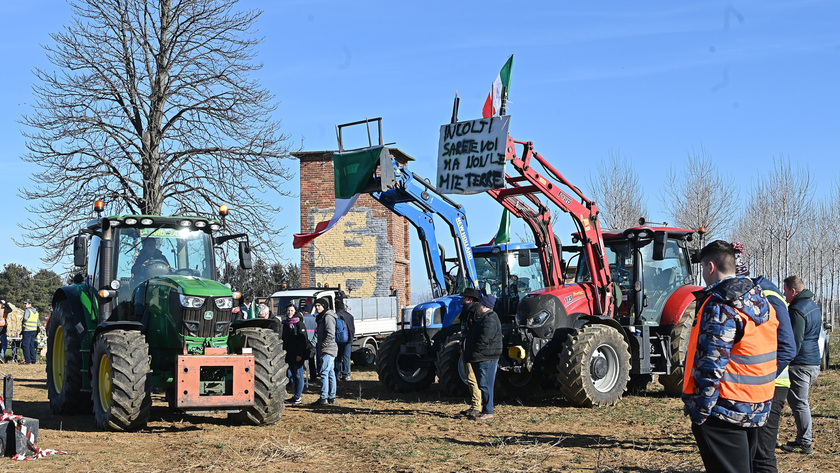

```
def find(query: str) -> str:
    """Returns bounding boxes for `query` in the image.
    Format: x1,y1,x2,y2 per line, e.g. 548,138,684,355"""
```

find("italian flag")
293,146,385,249
485,208,512,245
482,55,514,118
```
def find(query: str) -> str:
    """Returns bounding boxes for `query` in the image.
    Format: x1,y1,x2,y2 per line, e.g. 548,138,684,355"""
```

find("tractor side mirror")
73,235,88,267
238,240,252,270
518,249,532,267
652,231,668,261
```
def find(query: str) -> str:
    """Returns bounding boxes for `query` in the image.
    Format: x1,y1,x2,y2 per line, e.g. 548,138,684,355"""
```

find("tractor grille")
170,292,232,338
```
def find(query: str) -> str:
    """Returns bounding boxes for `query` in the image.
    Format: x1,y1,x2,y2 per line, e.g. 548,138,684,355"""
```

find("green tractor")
46,202,287,431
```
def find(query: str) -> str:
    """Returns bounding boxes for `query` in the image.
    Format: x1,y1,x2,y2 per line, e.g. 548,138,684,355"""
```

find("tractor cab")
573,226,696,326
471,242,543,318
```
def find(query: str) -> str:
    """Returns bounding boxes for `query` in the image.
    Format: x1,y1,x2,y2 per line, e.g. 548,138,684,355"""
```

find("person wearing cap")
461,289,502,421
21,299,40,364
457,288,484,419
311,297,338,406
731,242,796,472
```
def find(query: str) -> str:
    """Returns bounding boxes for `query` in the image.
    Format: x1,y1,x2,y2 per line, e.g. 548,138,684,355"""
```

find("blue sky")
1,1,838,297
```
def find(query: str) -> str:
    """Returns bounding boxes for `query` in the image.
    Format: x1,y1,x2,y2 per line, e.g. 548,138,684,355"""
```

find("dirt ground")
2,345,838,473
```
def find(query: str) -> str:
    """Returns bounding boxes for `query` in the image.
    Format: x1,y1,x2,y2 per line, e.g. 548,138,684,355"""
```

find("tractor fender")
93,320,144,341
51,286,89,336
572,314,631,345
660,285,702,326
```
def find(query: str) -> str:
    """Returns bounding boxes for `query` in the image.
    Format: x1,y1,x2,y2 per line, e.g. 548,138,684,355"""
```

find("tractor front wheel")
436,334,469,397
557,324,630,407
46,300,92,415
376,331,435,392
229,327,287,425
91,330,151,431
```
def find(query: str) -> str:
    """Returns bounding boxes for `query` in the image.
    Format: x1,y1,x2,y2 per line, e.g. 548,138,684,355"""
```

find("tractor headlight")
179,294,205,308
214,297,233,309
527,310,550,328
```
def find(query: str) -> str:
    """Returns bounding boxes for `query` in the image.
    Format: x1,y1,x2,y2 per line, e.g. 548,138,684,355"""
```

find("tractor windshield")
474,249,542,316
113,226,214,299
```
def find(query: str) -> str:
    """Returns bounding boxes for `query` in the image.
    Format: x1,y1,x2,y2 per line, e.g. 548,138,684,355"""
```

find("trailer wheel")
351,338,378,367
47,300,92,415
91,330,151,431
659,304,695,395
436,334,469,397
557,324,630,407
376,330,435,392
229,327,287,425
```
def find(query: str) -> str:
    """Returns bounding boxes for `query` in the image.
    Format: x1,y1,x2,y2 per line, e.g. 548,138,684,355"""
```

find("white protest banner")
437,115,510,194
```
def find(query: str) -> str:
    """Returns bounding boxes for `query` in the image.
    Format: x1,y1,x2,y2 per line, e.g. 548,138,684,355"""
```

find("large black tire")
351,338,378,367
659,304,695,395
376,331,435,392
46,300,92,415
557,324,630,407
229,327,288,425
436,334,469,397
91,330,152,431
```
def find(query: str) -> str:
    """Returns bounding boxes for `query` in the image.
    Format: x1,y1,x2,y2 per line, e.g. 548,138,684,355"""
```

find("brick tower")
295,149,412,308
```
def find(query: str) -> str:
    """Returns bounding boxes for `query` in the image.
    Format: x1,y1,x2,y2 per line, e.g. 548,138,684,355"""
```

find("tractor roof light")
219,205,229,217
210,223,221,231
124,217,138,225
140,218,154,225
179,219,192,227
94,200,105,214
194,220,207,228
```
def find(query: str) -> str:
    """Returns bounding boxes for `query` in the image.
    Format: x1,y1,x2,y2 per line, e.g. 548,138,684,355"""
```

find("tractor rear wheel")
557,324,630,407
91,330,151,431
436,334,469,397
376,330,435,392
659,304,695,395
46,300,92,415
229,327,287,425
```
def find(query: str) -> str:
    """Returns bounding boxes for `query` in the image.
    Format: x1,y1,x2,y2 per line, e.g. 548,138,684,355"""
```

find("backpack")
335,315,350,343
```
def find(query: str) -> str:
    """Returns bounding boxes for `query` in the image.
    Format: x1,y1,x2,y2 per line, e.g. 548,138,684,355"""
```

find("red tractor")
486,137,701,406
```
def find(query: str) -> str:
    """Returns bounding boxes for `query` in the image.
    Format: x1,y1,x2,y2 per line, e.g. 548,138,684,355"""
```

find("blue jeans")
22,330,37,363
787,364,820,446
0,332,7,360
472,359,498,414
335,342,353,379
287,362,305,400
318,354,337,400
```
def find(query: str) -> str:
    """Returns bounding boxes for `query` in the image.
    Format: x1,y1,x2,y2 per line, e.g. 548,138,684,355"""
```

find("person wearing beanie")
731,242,797,471
282,304,310,405
311,297,338,406
461,290,502,421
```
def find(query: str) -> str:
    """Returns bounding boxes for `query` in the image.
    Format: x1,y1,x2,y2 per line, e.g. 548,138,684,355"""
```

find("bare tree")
19,0,295,265
585,149,648,230
660,146,738,246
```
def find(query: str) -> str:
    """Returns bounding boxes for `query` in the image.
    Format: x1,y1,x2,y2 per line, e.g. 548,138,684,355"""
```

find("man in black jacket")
462,290,502,421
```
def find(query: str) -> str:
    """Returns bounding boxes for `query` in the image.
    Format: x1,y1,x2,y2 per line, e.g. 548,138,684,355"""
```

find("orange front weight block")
175,347,255,409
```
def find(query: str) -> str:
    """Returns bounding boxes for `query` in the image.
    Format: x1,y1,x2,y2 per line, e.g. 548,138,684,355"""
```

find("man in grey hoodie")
312,297,338,406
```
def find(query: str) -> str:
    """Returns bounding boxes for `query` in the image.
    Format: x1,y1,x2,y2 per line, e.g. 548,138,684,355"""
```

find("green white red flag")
482,55,514,118
293,146,384,249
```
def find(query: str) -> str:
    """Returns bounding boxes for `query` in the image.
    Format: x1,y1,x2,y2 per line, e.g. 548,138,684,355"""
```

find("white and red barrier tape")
0,394,68,461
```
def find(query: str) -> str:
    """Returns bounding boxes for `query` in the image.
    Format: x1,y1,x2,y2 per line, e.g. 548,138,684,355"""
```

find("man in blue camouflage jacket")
683,240,778,473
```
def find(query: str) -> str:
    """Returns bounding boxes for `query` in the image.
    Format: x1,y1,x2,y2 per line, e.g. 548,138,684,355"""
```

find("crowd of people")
683,240,824,473
0,298,43,364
